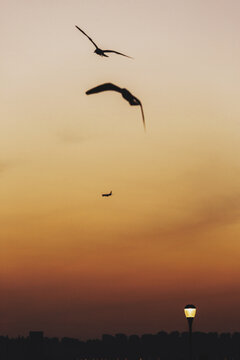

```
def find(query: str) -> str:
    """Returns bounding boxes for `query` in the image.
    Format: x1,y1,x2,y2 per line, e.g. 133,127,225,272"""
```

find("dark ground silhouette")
0,330,240,360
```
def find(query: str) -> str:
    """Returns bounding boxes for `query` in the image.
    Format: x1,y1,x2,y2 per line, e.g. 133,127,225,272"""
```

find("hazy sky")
1,0,240,339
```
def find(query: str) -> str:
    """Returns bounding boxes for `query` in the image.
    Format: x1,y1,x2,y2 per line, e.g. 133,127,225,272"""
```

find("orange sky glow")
1,0,240,339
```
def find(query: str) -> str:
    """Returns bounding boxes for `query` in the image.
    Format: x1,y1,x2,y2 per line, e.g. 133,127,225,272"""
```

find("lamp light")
184,304,196,319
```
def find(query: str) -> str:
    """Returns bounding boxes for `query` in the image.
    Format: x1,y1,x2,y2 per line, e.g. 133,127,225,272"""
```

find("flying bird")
75,25,132,58
102,191,112,197
86,83,145,130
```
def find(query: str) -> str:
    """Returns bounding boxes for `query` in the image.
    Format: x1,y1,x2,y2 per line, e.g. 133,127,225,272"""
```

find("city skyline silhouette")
1,330,240,360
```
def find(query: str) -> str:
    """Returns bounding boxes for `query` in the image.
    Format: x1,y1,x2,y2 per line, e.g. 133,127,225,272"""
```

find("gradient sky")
1,0,240,339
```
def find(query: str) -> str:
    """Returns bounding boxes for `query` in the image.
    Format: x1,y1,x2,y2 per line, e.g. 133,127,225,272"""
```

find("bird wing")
86,83,122,95
75,25,98,49
103,50,132,58
139,103,146,131
131,95,146,130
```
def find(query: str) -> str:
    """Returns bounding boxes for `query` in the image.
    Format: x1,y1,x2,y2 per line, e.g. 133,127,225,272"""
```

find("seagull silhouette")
86,83,145,130
75,25,132,59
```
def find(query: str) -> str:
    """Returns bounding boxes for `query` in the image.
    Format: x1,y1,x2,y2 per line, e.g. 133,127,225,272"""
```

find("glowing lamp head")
184,304,196,319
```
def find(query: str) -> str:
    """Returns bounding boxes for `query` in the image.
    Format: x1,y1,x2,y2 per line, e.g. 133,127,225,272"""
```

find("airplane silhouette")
86,83,145,130
75,25,132,58
102,191,112,197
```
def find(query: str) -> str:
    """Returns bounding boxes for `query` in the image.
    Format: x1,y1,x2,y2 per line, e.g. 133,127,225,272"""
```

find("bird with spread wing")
75,25,132,59
86,83,145,130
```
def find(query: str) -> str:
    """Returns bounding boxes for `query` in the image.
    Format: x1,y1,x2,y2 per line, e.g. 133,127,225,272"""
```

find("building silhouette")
0,330,240,360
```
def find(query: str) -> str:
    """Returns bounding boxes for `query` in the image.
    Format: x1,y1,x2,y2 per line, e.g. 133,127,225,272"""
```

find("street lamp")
184,304,196,360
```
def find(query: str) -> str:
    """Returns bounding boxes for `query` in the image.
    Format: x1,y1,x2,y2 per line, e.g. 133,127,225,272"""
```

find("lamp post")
184,304,196,360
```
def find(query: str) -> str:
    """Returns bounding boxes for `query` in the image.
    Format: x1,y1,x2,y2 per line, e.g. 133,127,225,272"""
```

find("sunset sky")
1,0,240,339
